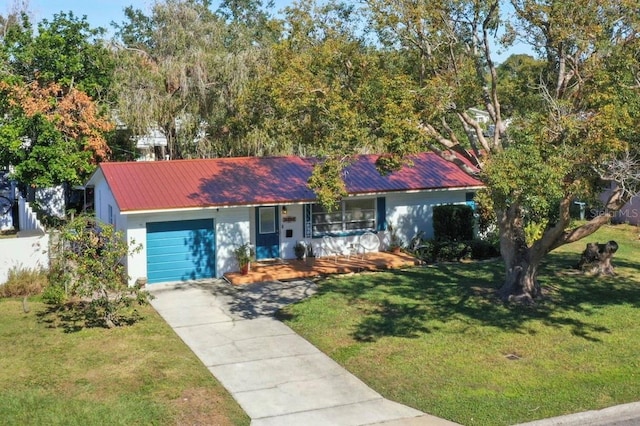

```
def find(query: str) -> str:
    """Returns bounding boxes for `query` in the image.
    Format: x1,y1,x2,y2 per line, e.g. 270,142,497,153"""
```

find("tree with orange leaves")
0,79,114,187
0,10,114,187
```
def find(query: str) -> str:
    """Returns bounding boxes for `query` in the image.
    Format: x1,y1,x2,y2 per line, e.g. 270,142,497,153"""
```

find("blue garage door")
146,219,215,284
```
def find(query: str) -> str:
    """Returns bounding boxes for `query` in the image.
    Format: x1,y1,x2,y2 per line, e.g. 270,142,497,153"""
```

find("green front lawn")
281,224,640,425
0,301,249,426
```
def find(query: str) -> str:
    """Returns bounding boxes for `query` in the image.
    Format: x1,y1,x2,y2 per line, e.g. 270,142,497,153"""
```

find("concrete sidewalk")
149,280,459,426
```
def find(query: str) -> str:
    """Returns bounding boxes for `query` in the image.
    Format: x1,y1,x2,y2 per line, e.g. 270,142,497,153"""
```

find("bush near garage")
44,215,150,328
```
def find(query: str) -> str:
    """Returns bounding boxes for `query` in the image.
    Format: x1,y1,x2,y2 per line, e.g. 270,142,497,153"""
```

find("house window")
311,198,376,236
108,204,114,225
259,207,276,234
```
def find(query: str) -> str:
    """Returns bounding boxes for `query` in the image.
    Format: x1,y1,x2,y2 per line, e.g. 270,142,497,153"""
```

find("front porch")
223,251,421,285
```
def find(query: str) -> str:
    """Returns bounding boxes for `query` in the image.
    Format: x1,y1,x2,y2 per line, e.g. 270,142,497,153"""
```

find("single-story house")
86,152,483,285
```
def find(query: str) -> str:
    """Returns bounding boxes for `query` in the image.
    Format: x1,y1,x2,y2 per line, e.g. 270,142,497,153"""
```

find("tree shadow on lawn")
37,301,142,333
311,253,640,343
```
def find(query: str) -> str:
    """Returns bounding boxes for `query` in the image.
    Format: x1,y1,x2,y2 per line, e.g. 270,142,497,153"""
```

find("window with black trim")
311,198,376,236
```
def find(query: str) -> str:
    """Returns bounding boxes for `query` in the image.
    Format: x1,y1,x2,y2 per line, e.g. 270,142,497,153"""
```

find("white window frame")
311,198,376,236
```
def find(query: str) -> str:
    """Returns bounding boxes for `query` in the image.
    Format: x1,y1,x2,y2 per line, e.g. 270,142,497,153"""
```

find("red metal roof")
95,153,482,212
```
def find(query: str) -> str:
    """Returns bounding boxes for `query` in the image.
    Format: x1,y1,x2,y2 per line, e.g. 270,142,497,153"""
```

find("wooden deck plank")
223,252,420,285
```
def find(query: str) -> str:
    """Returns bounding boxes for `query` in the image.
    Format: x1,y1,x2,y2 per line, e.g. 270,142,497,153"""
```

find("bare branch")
459,111,491,153
595,151,640,202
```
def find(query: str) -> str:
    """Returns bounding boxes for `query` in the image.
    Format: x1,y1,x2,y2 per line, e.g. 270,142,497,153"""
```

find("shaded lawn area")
0,301,249,426
280,224,640,425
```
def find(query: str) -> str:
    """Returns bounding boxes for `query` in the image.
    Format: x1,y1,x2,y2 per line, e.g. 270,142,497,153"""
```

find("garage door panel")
147,256,195,268
146,219,215,284
147,244,191,257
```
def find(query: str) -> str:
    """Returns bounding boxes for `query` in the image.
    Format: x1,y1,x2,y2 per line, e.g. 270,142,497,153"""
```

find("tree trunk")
496,205,543,303
498,252,542,303
577,241,618,276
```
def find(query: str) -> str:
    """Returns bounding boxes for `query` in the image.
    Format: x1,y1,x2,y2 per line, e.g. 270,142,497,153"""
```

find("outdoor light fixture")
282,206,287,215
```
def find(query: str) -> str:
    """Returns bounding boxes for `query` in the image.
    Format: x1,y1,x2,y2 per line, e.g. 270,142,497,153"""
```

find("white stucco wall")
123,207,251,285
0,234,49,284
35,186,65,218
93,178,124,229
385,189,473,245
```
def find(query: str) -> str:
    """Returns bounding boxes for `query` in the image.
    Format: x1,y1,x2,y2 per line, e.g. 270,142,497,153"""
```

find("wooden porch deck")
223,251,421,285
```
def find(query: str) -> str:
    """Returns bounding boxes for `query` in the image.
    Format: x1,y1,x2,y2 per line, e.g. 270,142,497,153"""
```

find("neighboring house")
468,107,491,124
611,193,640,226
135,128,168,162
598,183,640,226
134,120,207,161
86,152,483,285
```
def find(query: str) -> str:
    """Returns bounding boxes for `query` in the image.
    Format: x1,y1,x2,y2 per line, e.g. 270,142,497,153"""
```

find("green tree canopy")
112,0,276,159
0,11,114,187
2,11,114,99
242,0,640,301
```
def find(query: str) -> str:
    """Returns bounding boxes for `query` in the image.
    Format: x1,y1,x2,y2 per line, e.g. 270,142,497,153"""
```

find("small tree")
47,215,148,328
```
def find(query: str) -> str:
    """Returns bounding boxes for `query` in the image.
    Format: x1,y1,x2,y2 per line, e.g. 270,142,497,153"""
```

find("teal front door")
255,206,280,259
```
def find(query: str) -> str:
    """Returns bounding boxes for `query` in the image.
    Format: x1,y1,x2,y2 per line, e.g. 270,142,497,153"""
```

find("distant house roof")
88,153,482,213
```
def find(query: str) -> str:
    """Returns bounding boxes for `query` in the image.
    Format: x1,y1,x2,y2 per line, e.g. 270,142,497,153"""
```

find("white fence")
0,233,49,284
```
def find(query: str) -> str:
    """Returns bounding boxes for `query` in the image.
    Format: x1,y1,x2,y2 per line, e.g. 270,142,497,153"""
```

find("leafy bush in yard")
410,237,499,263
436,241,471,261
433,204,475,241
0,266,47,297
46,215,150,328
469,239,500,260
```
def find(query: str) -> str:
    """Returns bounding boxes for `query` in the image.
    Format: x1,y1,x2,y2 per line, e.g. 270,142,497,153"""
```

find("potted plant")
387,224,403,254
233,243,255,275
294,241,307,260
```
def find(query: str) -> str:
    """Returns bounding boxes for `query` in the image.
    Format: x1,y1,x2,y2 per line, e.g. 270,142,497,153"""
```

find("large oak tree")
365,0,640,302
239,0,640,302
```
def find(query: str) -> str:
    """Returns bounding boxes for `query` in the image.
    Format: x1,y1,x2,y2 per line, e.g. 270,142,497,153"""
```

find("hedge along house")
86,153,483,285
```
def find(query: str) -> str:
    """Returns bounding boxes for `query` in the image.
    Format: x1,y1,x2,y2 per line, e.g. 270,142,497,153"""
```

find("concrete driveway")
149,279,459,426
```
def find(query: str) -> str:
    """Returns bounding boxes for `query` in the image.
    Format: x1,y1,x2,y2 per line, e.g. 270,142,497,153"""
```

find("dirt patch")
172,387,236,426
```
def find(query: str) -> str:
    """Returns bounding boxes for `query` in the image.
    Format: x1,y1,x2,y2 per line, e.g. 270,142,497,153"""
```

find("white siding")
280,204,305,259
124,207,251,285
385,189,471,246
93,178,121,227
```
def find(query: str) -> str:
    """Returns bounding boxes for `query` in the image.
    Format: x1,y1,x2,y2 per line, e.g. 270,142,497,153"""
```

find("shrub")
436,241,471,262
0,266,47,298
433,204,475,241
42,281,67,305
469,239,500,260
47,215,149,328
410,238,499,263
413,239,436,263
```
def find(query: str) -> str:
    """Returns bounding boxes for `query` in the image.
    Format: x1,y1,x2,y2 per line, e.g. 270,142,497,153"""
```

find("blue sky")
7,0,293,31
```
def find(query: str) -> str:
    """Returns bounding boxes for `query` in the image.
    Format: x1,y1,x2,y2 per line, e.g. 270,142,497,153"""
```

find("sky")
3,0,293,32
6,1,149,31
2,0,530,62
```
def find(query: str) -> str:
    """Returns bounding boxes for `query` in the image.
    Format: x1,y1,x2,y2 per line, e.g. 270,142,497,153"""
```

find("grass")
0,299,250,426
280,224,640,425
